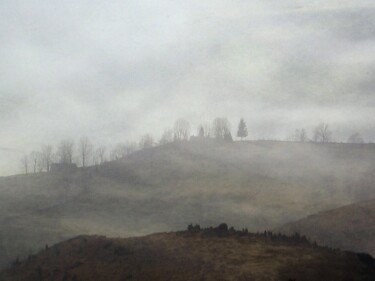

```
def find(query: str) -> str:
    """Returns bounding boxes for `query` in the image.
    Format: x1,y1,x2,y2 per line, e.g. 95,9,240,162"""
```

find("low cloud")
0,0,375,175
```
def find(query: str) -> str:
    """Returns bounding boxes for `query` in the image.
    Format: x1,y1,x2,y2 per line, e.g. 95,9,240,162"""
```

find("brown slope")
275,199,375,256
1,141,375,270
1,227,375,281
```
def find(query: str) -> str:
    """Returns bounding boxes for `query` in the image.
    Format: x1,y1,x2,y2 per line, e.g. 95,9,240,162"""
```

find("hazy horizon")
1,1,375,175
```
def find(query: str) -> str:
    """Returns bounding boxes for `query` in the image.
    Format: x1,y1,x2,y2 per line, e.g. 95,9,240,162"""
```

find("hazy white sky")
1,0,375,175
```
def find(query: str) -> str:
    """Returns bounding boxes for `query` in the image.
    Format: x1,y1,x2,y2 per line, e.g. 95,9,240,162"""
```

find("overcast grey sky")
1,0,375,175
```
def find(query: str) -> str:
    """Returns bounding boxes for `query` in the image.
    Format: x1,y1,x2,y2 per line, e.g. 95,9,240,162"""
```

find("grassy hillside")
276,199,375,256
1,140,375,268
1,226,375,281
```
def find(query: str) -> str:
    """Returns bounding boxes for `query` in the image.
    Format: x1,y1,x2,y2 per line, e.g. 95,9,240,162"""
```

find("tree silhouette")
198,126,205,138
237,118,248,140
95,146,106,165
212,117,231,140
29,151,41,173
58,140,74,164
41,144,53,172
21,155,29,175
174,119,190,141
160,129,174,145
79,136,93,168
313,123,332,143
224,131,234,142
139,134,154,149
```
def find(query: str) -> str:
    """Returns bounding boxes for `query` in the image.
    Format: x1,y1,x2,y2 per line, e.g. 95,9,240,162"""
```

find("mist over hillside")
2,0,375,177
276,198,375,256
1,1,375,279
1,140,375,268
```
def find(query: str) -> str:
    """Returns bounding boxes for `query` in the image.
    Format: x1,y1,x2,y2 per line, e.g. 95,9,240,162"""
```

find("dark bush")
187,224,201,233
217,223,228,232
357,253,375,265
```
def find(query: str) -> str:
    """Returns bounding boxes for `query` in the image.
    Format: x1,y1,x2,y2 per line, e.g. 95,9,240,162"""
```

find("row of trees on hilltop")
160,117,239,143
291,123,365,144
19,117,367,175
19,117,243,174
20,137,105,174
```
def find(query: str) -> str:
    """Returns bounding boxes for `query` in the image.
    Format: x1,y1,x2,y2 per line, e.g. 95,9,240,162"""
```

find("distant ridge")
276,199,375,256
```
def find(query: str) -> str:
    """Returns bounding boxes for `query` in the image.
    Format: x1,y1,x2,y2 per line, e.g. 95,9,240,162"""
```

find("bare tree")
139,134,154,149
110,142,136,161
159,129,174,145
198,126,205,138
79,136,93,167
95,146,106,164
41,145,53,172
21,155,29,175
110,143,126,161
29,151,41,174
197,124,211,138
299,128,307,142
37,155,44,172
58,140,74,164
212,117,231,140
348,133,364,144
313,123,332,143
202,123,211,138
294,128,308,142
174,119,190,141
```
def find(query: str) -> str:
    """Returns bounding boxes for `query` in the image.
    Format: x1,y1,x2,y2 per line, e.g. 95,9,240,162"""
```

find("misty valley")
1,0,375,280
1,132,375,280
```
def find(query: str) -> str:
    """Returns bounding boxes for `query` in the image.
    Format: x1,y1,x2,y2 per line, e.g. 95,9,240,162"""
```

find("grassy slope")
1,229,375,281
276,199,375,256
1,140,375,268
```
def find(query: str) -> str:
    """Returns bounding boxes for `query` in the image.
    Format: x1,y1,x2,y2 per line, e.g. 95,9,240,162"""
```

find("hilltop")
276,199,375,256
1,225,375,281
1,140,375,268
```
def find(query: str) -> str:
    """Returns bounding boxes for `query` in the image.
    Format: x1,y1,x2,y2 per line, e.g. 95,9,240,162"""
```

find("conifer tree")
237,118,248,140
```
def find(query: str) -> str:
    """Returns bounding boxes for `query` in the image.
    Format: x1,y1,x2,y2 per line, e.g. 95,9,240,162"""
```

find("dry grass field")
1,226,375,281
276,199,375,256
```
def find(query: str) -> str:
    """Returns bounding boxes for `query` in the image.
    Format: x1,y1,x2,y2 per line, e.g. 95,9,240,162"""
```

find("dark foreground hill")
1,141,375,268
1,226,375,281
276,199,375,256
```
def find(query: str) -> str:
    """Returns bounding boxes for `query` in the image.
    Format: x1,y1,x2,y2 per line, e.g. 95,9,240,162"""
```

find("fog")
1,139,375,268
1,0,375,175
